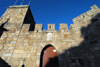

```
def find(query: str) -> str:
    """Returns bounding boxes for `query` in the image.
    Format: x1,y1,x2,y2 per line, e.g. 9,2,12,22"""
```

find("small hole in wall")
49,25,51,28
83,15,85,18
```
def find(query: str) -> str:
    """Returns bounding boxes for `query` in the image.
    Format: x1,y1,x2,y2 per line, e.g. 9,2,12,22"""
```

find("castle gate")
40,45,59,67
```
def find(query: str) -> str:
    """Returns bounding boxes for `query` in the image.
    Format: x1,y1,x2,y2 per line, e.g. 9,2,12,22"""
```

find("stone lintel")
8,5,29,8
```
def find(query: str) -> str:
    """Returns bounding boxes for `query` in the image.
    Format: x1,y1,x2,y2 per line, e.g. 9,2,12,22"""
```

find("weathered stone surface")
0,5,100,67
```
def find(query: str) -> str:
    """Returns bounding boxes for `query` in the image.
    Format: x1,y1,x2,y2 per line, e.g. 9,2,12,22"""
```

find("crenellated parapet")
73,5,100,24
22,23,70,32
34,23,69,32
71,5,100,32
0,5,100,33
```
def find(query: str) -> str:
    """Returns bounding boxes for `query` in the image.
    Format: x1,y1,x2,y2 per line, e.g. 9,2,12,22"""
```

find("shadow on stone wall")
0,19,9,37
0,57,11,67
45,13,100,67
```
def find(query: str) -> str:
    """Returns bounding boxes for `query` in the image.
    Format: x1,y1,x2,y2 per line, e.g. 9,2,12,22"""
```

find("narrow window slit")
49,25,51,28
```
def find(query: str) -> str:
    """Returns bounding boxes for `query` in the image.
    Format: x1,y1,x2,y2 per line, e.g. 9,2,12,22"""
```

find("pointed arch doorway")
40,45,59,67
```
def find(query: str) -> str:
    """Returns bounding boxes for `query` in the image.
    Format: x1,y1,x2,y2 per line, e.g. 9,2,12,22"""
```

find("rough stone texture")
0,5,100,67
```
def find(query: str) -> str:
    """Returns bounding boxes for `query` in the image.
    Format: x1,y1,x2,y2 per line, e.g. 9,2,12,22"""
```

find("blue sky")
0,0,100,30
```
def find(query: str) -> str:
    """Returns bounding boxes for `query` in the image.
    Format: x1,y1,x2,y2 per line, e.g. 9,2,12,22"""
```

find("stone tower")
0,5,100,67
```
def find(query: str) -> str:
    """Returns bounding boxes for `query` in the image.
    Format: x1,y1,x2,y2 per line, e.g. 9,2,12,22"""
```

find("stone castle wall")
0,5,100,67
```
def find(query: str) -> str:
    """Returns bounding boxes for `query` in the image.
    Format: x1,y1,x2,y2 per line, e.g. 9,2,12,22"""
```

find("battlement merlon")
48,24,55,32
59,24,69,31
34,24,43,32
72,5,100,23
